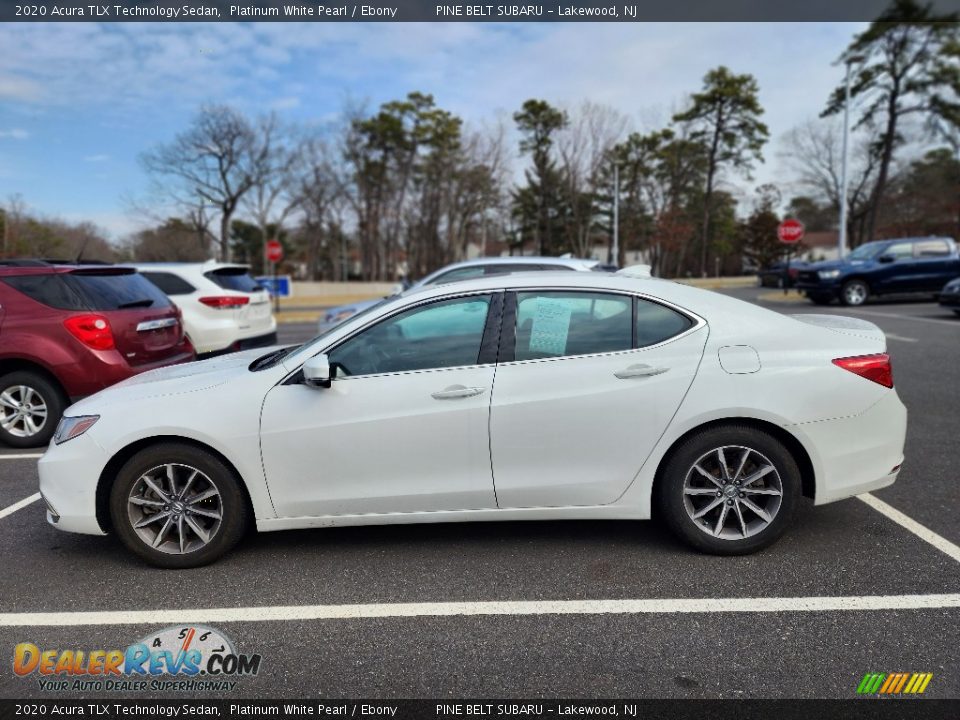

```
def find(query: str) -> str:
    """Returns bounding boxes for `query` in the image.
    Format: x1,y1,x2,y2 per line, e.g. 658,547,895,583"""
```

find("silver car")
318,256,601,333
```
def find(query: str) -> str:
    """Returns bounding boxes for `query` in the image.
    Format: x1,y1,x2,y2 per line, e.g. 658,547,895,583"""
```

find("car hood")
67,347,278,414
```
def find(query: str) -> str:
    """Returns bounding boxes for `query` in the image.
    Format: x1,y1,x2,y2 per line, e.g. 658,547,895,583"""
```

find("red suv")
0,261,195,448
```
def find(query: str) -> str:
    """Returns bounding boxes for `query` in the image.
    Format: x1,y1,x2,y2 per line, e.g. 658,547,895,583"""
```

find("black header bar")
3,0,960,22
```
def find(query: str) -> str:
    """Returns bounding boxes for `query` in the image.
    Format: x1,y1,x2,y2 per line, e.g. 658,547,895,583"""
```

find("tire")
807,293,832,306
0,370,66,448
840,279,869,306
654,425,801,555
109,443,250,568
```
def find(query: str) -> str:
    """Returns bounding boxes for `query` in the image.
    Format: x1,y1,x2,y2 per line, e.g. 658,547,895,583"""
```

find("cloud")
83,154,110,162
269,96,301,111
0,128,29,139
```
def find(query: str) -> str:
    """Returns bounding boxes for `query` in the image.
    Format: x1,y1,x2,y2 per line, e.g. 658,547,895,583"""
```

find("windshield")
846,242,888,261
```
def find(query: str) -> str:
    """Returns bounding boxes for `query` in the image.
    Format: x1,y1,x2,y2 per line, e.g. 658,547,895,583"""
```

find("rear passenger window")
142,271,196,296
914,240,950,257
635,298,693,347
515,291,632,360
1,275,86,310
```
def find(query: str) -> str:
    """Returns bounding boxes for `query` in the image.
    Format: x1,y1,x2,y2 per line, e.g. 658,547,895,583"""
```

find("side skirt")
257,504,647,532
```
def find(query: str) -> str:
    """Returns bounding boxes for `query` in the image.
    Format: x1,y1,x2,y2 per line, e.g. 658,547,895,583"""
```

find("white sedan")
38,268,907,568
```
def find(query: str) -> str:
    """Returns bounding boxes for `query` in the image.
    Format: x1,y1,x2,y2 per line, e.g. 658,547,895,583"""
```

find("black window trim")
497,287,703,365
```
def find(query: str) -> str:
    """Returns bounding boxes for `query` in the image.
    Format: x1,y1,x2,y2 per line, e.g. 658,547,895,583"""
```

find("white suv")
129,262,277,356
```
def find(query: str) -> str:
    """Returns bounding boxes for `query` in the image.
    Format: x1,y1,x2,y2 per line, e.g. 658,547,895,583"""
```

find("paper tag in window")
529,297,572,356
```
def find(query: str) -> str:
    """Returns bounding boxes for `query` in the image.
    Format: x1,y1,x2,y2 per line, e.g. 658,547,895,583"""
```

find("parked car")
318,256,600,333
127,262,277,357
938,277,960,316
757,260,808,288
0,260,195,447
794,236,960,306
39,266,906,567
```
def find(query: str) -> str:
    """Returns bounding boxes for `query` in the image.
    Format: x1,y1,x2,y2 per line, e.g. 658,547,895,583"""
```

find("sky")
0,21,867,239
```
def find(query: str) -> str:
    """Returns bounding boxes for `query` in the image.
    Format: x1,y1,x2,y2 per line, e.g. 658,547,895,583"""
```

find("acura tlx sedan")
38,267,907,568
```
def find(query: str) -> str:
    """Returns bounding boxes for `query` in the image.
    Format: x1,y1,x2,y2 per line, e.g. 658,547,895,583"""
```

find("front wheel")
655,426,801,555
109,443,250,568
840,279,869,306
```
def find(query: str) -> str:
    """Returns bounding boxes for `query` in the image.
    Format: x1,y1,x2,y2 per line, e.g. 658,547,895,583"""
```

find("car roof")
0,261,134,277
425,256,598,271
397,270,720,313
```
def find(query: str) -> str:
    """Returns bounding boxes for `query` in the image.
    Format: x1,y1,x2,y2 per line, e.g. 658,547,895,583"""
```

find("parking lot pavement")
1,298,959,700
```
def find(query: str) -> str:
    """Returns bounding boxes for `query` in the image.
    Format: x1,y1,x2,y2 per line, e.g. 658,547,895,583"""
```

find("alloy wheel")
844,283,867,306
126,463,223,554
682,445,784,540
0,385,48,438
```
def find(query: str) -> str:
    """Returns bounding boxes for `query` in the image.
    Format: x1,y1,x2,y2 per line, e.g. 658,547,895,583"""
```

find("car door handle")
431,385,487,400
614,364,669,379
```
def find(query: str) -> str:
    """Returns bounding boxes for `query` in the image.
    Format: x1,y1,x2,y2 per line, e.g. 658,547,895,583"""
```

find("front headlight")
818,269,841,280
945,279,960,292
53,415,99,445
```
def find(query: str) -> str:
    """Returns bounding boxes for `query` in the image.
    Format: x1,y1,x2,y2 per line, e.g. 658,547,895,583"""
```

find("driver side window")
329,295,492,377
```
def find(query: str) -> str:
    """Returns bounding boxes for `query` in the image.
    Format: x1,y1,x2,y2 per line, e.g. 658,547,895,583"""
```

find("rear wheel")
655,426,801,555
109,443,250,568
0,370,65,448
840,279,869,306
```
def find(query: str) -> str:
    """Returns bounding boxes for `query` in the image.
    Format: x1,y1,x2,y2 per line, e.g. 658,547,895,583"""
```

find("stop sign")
777,219,805,244
265,239,283,263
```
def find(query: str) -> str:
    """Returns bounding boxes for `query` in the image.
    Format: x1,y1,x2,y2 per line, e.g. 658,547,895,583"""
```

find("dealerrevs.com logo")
13,625,262,692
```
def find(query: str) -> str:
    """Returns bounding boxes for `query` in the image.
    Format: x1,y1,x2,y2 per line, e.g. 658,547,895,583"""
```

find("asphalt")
1,287,958,701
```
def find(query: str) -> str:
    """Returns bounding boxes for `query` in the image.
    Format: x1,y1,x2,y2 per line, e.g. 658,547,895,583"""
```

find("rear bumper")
188,316,277,355
791,390,907,506
197,329,279,359
61,345,195,399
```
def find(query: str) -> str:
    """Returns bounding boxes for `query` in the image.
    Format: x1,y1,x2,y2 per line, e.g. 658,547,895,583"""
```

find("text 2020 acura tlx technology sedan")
38,268,907,568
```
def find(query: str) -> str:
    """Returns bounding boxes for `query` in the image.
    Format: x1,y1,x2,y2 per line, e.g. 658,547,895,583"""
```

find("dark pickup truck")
794,236,960,306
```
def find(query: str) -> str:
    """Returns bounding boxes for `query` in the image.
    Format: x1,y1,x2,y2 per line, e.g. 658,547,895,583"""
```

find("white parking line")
860,493,960,565
884,333,917,343
845,309,960,327
0,593,958,627
0,453,42,460
0,493,40,521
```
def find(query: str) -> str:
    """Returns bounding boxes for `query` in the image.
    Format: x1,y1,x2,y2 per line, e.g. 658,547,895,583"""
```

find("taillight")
199,296,249,309
832,353,893,388
63,314,115,351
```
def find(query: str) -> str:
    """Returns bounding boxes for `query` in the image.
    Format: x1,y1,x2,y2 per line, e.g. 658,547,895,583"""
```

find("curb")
757,291,812,304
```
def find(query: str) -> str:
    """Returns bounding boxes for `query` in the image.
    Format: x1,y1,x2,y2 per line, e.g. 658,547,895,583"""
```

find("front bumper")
938,290,960,308
791,390,907,506
795,279,841,297
37,431,109,536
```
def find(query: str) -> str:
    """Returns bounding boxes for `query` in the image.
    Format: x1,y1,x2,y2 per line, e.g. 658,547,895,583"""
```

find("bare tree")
780,118,880,247
141,105,270,262
242,115,307,266
556,101,629,258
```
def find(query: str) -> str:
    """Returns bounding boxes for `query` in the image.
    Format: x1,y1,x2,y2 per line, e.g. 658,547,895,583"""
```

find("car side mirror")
878,254,895,263
303,354,333,388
